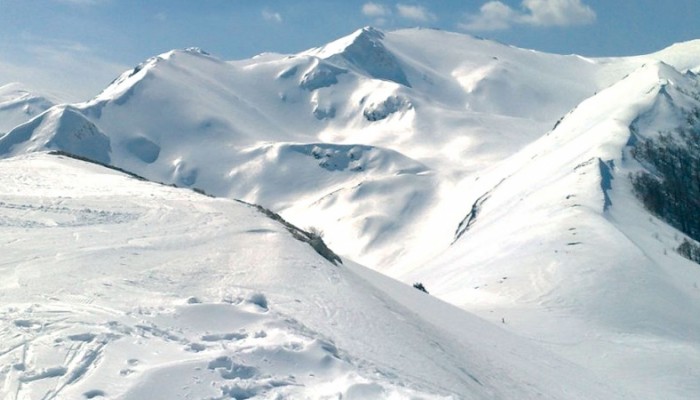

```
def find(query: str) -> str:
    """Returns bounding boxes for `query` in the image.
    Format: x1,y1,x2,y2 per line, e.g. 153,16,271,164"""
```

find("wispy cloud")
396,4,436,22
362,2,390,18
361,2,437,25
461,0,596,31
262,8,282,23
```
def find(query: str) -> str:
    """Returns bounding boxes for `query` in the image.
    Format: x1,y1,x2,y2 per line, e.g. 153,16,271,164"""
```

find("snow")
408,59,700,400
0,106,111,164
305,27,412,87
2,26,700,398
0,83,55,134
1,28,640,272
0,153,624,399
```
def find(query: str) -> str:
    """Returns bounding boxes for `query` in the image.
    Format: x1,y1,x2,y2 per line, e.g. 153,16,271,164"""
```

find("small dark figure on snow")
413,282,429,294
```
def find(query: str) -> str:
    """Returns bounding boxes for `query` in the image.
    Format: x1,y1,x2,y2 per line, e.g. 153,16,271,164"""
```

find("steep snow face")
404,62,700,400
0,83,55,133
0,153,626,400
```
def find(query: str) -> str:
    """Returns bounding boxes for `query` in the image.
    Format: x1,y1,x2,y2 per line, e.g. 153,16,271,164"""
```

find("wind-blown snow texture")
2,27,700,398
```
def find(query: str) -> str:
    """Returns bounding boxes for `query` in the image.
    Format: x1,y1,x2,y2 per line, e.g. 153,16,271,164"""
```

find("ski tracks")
1,290,441,399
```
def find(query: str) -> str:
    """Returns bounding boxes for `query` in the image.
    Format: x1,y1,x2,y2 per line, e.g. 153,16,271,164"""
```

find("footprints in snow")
208,356,258,379
1,291,403,399
1,292,315,399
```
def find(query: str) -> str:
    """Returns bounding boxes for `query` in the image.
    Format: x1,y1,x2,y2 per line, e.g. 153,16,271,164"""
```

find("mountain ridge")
3,27,700,272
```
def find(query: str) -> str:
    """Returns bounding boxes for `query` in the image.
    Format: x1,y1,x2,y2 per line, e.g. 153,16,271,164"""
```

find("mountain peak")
356,25,385,40
92,47,221,105
304,26,410,87
183,47,210,56
626,60,692,90
308,26,385,59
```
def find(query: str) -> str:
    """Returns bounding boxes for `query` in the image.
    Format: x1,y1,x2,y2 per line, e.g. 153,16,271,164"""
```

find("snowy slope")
402,61,700,399
0,153,626,399
0,83,55,134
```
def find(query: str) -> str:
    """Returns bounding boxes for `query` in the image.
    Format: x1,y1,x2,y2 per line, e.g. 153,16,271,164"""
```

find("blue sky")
1,0,699,101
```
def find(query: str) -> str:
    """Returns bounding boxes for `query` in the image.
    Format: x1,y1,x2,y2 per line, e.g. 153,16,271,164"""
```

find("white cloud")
461,1,516,31
155,12,167,22
396,4,436,22
262,9,282,23
461,0,596,31
520,0,596,26
361,2,437,26
362,2,390,17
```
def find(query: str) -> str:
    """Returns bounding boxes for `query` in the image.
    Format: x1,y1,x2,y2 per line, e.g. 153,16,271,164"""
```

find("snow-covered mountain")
0,28,695,268
3,28,700,272
2,27,700,398
409,61,700,399
0,83,55,134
